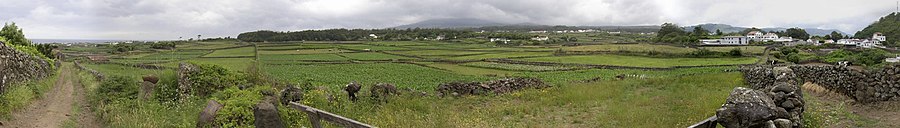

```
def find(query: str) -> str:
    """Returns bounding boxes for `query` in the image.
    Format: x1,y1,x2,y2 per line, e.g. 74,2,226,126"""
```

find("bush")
727,48,743,57
97,75,139,102
212,86,264,127
186,63,249,97
153,72,180,103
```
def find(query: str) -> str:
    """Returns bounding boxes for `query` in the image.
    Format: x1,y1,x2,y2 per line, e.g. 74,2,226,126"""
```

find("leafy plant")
212,86,264,128
97,75,139,102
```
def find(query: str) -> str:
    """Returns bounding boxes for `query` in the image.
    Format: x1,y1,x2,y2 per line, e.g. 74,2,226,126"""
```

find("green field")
263,63,489,90
519,54,757,68
58,40,779,127
259,54,349,61
203,47,255,57
462,62,578,71
338,52,412,60
258,48,349,55
563,44,697,54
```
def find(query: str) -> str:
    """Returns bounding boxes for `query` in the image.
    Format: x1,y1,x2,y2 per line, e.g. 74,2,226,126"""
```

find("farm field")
57,40,776,128
519,54,758,68
562,44,697,54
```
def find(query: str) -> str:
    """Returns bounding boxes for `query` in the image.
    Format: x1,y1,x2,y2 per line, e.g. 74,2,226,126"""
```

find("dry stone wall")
0,43,54,92
722,66,804,128
789,65,900,102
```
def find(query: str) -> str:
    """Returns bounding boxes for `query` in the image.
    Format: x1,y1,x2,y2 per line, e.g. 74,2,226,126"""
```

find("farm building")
700,36,749,45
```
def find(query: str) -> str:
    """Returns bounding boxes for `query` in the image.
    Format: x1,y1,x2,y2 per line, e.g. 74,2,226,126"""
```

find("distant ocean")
30,39,157,44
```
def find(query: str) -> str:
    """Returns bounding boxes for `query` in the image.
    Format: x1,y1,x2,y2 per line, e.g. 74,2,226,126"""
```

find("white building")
762,33,779,41
747,31,765,40
369,34,378,39
701,36,749,45
490,38,510,44
774,37,794,42
531,36,549,41
886,56,900,63
873,32,887,42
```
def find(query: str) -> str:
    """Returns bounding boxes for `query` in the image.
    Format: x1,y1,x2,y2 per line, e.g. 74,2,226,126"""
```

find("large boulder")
139,81,155,100
197,100,224,128
280,86,304,105
253,101,285,128
716,87,778,128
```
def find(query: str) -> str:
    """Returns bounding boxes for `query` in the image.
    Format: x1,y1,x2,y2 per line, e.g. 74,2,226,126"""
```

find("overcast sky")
1,0,898,40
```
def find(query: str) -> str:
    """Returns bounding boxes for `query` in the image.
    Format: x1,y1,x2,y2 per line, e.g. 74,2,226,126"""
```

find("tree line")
237,28,475,42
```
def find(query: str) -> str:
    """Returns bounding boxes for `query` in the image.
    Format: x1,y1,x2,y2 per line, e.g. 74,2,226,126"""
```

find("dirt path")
2,65,100,128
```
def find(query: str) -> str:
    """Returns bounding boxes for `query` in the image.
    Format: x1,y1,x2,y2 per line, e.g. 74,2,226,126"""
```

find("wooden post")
305,108,323,128
288,102,374,128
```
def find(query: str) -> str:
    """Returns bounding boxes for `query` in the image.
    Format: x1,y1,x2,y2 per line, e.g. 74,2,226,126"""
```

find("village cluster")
701,31,888,48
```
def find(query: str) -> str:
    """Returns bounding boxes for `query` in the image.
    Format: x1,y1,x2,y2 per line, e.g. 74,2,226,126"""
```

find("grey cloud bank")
1,0,897,40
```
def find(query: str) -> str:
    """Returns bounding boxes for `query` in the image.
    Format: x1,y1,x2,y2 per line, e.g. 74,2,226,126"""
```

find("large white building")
701,36,749,45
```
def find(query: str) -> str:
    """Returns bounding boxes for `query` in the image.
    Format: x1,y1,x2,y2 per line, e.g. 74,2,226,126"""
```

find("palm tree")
197,35,202,40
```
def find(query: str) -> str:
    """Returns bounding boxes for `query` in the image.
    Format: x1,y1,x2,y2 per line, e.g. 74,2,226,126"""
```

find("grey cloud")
0,0,897,40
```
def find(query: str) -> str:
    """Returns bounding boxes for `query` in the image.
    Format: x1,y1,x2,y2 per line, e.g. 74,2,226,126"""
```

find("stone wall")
720,66,804,128
0,43,54,92
741,64,900,103
789,65,900,102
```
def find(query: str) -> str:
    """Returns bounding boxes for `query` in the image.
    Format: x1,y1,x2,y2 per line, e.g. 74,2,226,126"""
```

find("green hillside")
855,12,900,46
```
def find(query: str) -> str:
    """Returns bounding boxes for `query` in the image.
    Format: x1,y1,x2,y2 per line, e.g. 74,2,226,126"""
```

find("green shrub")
154,73,181,103
97,75,139,102
185,63,249,97
213,86,264,128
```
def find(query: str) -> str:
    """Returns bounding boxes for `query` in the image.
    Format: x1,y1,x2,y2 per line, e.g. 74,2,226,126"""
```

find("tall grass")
0,64,59,119
291,72,744,127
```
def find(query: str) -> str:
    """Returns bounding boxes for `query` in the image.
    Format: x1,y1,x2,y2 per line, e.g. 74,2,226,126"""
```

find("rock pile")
0,43,54,92
723,66,804,128
436,77,549,96
177,63,198,100
370,83,398,99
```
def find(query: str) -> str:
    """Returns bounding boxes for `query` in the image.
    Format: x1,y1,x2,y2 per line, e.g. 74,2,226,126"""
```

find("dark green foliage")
98,75,139,102
727,48,743,57
854,12,900,47
692,26,710,36
0,22,29,46
153,72,180,103
687,49,742,58
185,63,249,97
783,28,810,40
212,86,264,127
35,44,56,59
739,27,762,35
654,23,701,45
827,31,844,41
150,41,177,49
238,28,473,42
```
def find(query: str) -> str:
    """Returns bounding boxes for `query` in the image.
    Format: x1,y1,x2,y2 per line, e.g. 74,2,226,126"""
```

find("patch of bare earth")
803,82,900,127
1,66,100,128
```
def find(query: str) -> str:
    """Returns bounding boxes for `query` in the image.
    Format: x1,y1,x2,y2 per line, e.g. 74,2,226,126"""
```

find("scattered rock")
253,101,285,128
197,100,224,128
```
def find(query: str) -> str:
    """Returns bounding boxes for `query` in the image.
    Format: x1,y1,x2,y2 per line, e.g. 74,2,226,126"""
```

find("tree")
657,23,686,38
0,22,30,46
197,35,202,40
692,26,710,36
829,31,844,41
715,29,723,36
784,28,810,40
739,27,763,35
